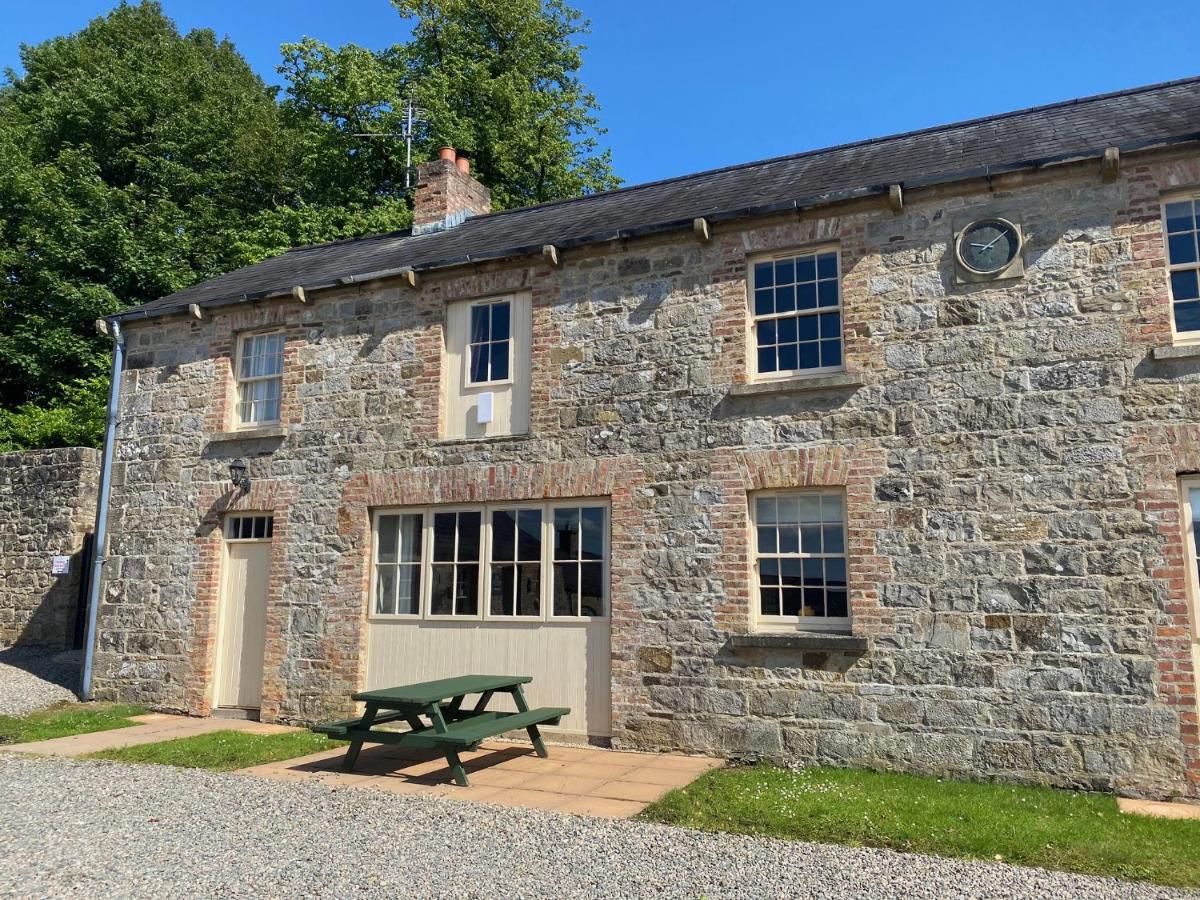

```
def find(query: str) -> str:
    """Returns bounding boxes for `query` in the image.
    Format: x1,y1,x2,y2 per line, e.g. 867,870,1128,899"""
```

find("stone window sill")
1151,344,1200,361
728,371,864,397
436,432,535,446
209,425,289,443
730,632,868,652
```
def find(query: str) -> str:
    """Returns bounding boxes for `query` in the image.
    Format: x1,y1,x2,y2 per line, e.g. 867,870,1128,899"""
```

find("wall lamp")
229,458,250,493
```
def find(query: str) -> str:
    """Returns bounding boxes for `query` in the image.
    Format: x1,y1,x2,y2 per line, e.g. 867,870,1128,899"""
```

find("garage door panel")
365,620,611,737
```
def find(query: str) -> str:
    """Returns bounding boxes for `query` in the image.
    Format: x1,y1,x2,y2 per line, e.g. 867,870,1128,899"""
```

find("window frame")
1176,478,1200,645
465,297,515,388
233,329,285,428
224,514,274,542
750,488,850,634
1162,192,1200,345
747,245,845,382
368,499,611,624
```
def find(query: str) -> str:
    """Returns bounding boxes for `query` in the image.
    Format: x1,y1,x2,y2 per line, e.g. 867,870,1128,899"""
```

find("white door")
1180,483,1200,723
216,516,272,709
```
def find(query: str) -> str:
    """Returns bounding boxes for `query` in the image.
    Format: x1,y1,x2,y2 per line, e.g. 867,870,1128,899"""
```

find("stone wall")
0,448,101,648
92,146,1200,799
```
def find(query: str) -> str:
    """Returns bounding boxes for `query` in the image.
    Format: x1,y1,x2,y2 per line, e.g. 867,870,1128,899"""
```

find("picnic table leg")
343,702,378,771
427,703,470,786
510,685,548,758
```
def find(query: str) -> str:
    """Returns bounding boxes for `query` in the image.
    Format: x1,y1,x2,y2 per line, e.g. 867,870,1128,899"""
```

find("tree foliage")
0,0,616,451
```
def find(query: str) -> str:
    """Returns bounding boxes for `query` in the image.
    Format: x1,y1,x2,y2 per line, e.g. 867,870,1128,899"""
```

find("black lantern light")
229,458,250,492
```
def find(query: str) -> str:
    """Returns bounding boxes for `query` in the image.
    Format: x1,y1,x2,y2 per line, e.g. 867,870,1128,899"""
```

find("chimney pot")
438,146,457,162
455,154,470,175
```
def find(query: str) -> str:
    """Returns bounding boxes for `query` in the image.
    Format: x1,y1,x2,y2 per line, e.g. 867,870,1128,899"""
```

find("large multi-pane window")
468,299,512,384
235,331,284,426
750,249,842,378
752,490,849,630
1165,198,1200,337
371,502,608,620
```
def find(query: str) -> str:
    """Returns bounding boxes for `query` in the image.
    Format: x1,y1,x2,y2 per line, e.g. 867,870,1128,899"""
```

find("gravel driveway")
0,648,79,715
0,755,1192,899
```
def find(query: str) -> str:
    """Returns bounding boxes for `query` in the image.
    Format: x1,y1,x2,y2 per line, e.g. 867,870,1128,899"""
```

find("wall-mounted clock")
953,217,1026,283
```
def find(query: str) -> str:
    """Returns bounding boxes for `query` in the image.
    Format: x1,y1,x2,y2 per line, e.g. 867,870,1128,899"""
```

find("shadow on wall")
3,539,91,651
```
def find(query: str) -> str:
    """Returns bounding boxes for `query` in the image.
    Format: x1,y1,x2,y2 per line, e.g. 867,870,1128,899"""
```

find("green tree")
280,0,619,211
0,1,296,431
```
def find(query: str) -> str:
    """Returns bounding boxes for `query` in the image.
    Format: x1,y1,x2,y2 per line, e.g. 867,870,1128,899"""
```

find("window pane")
554,508,580,559
760,587,781,616
803,587,825,617
817,252,838,279
1172,269,1200,302
469,344,490,383
797,282,817,310
491,302,511,340
782,587,805,616
798,495,822,523
399,515,422,562
754,289,774,317
1176,300,1200,333
779,525,800,554
492,509,516,561
760,557,780,584
375,566,396,615
755,496,777,524
517,509,542,561
797,315,818,341
433,513,456,562
516,563,541,616
1166,202,1195,233
491,341,510,380
799,524,820,554
797,343,819,370
581,507,605,561
796,256,816,282
754,261,774,287
490,565,515,616
455,563,479,615
553,562,577,615
803,557,824,586
821,339,842,369
780,557,802,588
820,312,840,338
758,319,777,345
776,316,797,343
757,526,777,554
826,589,848,618
397,564,420,615
471,305,490,343
778,344,799,371
430,565,453,615
774,259,795,285
457,512,481,560
757,345,777,374
822,494,845,523
823,524,845,554
1168,233,1198,265
826,557,847,587
775,285,795,313
818,280,839,307
580,562,604,616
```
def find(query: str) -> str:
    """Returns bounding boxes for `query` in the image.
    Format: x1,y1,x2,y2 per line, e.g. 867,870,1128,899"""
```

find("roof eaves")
109,128,1200,327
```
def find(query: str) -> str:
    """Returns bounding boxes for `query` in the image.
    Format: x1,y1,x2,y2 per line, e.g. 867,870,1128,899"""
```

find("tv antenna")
352,96,426,188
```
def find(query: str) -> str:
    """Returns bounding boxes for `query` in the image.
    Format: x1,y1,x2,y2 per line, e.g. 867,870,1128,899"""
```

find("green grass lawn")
0,702,146,744
641,764,1200,889
87,729,345,772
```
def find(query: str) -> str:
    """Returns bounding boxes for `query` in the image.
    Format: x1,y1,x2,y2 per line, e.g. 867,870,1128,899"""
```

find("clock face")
958,219,1021,274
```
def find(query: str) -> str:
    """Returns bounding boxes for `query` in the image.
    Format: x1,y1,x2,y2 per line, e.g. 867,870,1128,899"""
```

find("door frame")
212,514,274,711
1176,479,1200,721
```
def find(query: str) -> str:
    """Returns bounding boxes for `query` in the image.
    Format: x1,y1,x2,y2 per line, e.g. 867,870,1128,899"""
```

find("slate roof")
119,76,1200,322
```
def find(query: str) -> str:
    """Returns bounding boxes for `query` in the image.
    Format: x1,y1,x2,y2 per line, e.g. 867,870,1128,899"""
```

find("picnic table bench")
312,675,569,786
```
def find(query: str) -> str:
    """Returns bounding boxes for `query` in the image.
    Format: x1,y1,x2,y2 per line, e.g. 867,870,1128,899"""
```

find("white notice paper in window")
476,391,494,424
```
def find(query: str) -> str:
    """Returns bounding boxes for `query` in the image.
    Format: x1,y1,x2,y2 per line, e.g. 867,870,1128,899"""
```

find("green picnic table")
311,675,569,786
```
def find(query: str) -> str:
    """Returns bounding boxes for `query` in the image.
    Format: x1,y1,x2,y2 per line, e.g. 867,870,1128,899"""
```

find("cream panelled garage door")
364,502,612,738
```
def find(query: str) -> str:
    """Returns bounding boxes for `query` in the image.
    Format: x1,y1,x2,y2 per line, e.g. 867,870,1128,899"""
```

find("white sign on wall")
51,555,71,576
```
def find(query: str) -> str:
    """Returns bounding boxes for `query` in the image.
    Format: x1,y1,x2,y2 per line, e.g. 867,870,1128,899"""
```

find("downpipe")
80,319,124,701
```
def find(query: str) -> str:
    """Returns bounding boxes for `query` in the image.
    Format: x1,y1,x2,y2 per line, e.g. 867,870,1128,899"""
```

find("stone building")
92,78,1200,800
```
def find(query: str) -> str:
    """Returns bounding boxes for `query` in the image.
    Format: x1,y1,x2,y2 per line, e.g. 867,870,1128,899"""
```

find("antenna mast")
351,96,425,189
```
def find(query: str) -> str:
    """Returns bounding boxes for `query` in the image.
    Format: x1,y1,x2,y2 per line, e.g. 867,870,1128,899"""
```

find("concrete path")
2,712,295,757
241,739,721,818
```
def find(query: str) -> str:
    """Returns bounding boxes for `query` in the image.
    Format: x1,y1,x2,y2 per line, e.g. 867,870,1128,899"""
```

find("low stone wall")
0,448,101,648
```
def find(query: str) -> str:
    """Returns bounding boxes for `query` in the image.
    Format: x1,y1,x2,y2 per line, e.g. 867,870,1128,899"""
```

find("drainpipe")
80,319,125,701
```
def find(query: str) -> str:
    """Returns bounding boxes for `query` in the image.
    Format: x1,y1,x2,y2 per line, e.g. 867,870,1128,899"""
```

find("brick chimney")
412,147,491,235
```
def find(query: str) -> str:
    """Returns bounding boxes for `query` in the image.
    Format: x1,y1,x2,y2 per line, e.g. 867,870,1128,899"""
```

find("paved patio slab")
1117,797,1200,820
239,740,722,817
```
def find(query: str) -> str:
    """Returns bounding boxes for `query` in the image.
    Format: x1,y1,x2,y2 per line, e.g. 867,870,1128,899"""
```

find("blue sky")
3,0,1199,187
